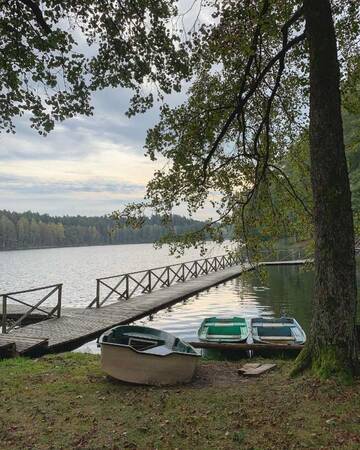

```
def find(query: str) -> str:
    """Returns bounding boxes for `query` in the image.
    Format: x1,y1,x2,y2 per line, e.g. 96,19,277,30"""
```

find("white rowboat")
98,325,200,385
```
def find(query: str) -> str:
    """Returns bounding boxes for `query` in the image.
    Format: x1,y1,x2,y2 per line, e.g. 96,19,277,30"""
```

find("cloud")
1,89,158,162
0,173,144,195
0,8,204,218
0,171,147,216
0,194,141,216
0,82,166,215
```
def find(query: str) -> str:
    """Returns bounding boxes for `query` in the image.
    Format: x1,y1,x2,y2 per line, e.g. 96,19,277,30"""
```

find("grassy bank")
0,353,359,450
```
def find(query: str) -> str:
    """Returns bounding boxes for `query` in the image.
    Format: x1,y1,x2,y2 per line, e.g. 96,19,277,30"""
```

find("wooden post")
167,266,170,286
57,284,62,318
182,263,185,282
96,279,100,308
2,294,7,334
148,270,152,292
125,275,129,299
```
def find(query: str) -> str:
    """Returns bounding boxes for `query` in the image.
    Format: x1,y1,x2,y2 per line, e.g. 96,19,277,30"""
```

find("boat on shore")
196,316,305,359
198,316,250,359
98,325,200,385
251,317,306,345
198,317,249,342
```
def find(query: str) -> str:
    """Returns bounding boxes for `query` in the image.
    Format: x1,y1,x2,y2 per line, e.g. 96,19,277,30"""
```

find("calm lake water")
0,243,224,306
77,263,315,353
1,242,358,354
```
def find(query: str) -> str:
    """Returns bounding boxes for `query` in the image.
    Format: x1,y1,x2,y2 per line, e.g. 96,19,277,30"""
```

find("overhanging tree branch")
19,0,52,35
268,163,312,216
202,25,306,180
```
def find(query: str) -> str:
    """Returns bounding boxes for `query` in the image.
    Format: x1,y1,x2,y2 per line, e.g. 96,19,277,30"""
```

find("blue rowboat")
251,317,306,345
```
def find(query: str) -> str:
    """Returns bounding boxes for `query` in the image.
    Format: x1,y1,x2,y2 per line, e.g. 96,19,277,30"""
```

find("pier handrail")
87,253,241,308
1,283,62,333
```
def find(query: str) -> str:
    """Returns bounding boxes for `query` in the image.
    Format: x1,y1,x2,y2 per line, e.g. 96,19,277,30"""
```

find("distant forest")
0,210,206,250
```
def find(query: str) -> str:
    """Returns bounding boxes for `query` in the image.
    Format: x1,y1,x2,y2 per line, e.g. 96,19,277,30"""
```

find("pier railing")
87,253,241,308
1,284,62,333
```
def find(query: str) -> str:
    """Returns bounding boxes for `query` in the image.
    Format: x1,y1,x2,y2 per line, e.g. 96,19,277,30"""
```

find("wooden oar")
187,341,304,351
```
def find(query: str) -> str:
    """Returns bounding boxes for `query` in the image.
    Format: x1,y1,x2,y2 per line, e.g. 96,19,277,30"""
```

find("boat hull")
198,317,250,360
201,347,249,361
198,317,249,343
100,343,199,385
250,317,306,356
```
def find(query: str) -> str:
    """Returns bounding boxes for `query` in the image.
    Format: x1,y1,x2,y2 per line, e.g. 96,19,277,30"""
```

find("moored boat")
98,325,200,385
251,317,306,345
198,317,249,342
197,317,250,360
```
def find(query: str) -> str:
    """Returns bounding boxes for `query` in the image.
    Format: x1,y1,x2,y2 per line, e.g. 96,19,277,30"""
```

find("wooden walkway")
0,259,307,357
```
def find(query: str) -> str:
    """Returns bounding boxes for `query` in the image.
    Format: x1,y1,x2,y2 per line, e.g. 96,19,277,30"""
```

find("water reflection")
77,265,316,354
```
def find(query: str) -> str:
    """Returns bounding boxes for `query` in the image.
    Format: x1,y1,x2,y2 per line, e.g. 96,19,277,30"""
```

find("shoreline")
0,240,159,253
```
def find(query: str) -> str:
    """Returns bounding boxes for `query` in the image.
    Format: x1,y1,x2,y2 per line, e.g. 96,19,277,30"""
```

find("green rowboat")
198,317,249,343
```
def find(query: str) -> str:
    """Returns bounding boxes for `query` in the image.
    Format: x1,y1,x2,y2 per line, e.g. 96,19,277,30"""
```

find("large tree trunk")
292,0,359,379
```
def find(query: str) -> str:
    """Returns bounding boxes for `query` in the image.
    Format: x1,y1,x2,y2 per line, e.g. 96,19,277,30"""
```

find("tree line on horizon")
0,210,206,250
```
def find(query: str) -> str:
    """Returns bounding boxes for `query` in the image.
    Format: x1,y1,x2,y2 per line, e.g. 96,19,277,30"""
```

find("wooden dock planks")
1,260,308,355
3,263,253,353
0,338,16,357
0,334,48,355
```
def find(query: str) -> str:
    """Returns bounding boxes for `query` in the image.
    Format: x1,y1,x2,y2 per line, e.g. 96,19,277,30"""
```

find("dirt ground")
0,353,359,450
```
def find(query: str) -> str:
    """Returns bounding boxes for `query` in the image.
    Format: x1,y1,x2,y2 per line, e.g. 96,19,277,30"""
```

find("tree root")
290,345,312,377
291,344,358,384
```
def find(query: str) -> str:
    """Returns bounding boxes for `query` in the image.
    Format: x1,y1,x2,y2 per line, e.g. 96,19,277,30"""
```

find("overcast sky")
0,84,169,216
0,2,213,219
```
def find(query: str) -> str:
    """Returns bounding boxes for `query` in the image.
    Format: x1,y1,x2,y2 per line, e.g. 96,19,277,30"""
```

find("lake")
1,242,358,354
0,242,224,307
78,263,315,353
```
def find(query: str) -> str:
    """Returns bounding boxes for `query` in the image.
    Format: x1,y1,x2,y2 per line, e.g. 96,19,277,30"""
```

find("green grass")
0,353,359,449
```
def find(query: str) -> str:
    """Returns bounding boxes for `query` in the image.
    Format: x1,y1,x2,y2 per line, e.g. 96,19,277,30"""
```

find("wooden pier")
0,256,308,357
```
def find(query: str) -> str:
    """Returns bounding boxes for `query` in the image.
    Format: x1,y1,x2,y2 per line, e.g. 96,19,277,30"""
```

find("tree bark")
292,0,359,379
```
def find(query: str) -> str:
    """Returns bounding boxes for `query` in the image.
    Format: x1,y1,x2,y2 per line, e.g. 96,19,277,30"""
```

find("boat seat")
142,345,173,356
261,336,295,341
253,323,295,328
206,334,242,340
253,318,294,324
128,337,161,351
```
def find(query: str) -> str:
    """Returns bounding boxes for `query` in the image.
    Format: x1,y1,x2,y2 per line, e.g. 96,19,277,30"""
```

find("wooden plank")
238,363,261,370
0,334,20,344
238,363,277,377
188,341,304,351
14,338,49,354
0,339,16,357
0,334,48,355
